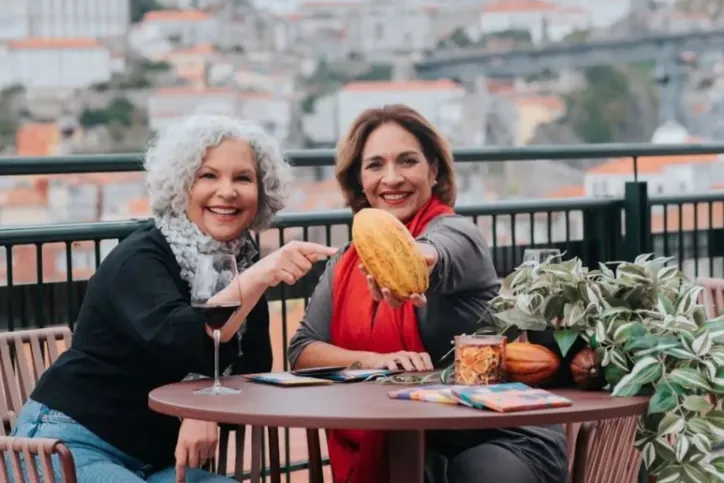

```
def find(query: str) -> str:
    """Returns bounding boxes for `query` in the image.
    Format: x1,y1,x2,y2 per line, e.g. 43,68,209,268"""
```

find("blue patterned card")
313,368,400,382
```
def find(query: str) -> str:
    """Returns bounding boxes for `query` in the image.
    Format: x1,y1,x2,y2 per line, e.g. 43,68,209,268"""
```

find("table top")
148,376,649,431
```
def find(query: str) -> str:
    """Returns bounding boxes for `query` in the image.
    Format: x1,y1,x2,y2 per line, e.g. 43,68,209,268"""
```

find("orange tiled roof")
167,44,216,56
301,1,357,8
3,186,48,207
508,95,565,111
128,198,150,217
8,38,100,50
46,172,145,186
546,185,585,198
587,153,719,175
672,10,709,20
483,1,556,13
143,10,210,22
341,79,461,92
15,123,59,156
240,91,274,99
486,79,516,94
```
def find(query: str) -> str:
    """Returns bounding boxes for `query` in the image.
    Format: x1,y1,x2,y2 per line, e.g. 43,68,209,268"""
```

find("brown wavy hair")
335,104,457,213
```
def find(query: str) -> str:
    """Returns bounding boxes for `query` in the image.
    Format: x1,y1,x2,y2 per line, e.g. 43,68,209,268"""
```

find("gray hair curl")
143,115,293,231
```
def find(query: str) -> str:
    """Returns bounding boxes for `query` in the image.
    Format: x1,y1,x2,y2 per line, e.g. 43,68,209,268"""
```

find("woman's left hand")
174,418,219,482
361,242,438,309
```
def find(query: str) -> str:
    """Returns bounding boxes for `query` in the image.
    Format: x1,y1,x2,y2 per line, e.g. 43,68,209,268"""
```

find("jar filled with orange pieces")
454,335,507,385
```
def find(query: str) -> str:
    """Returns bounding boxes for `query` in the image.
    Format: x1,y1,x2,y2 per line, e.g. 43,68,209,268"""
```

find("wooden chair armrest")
0,435,77,483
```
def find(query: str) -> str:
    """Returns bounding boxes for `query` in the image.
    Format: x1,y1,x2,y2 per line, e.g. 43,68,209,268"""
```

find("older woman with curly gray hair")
8,115,337,483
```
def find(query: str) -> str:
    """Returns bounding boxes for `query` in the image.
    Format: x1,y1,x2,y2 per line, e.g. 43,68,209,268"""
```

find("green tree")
0,84,25,151
301,95,316,114
306,59,347,86
353,64,393,82
563,66,632,143
106,98,135,127
79,109,108,127
563,29,588,44
437,28,472,49
131,0,164,23
79,97,135,128
140,59,171,72
481,29,532,49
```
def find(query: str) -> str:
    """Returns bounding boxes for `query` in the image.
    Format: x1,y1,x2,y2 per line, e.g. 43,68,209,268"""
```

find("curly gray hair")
143,115,293,231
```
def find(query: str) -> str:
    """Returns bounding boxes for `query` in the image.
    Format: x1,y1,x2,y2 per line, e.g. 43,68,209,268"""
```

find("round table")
149,376,649,482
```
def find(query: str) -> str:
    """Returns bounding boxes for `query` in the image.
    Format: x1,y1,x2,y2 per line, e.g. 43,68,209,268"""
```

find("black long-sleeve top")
30,222,273,469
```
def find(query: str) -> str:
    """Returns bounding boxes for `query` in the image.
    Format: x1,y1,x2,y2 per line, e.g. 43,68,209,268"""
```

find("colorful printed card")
387,384,466,404
312,369,402,383
387,382,573,413
245,372,335,387
450,383,573,413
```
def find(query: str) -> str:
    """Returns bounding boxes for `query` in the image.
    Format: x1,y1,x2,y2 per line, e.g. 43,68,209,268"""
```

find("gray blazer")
287,214,501,368
287,214,569,483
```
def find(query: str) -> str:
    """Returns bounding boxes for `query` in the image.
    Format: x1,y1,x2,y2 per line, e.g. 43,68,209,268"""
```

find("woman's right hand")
359,351,434,372
255,241,337,287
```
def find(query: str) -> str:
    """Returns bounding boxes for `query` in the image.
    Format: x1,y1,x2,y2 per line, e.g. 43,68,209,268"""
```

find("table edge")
148,395,649,431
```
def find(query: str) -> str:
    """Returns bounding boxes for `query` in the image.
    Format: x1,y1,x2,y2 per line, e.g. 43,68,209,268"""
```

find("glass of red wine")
190,253,242,395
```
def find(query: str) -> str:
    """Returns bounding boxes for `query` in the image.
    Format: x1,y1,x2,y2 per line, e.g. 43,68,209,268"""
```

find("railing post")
624,181,651,261
581,204,619,269
581,209,601,269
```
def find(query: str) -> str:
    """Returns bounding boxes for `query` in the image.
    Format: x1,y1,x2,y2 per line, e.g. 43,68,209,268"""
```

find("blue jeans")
8,399,236,483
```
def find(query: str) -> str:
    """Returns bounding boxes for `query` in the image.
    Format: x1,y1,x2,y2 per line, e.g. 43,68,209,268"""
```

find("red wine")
192,303,240,330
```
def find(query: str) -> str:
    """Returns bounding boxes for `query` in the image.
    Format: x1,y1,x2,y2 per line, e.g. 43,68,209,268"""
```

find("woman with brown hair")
288,104,568,483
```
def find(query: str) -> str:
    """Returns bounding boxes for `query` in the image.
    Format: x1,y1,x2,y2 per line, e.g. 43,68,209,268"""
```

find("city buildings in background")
3,0,724,355
0,0,722,238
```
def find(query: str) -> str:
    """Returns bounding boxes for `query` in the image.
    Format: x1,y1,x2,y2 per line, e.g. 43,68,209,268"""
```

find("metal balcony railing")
2,143,724,480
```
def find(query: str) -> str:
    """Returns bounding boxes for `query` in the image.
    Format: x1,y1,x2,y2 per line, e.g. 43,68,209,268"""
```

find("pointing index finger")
296,242,338,257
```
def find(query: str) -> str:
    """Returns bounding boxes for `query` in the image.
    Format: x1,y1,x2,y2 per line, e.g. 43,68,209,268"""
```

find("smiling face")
186,138,259,242
359,122,438,223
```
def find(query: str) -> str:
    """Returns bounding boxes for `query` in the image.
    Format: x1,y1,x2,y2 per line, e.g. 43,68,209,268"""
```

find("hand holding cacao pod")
352,208,437,307
360,242,437,308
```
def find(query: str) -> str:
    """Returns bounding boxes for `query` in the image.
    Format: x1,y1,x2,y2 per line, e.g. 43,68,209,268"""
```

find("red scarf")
327,195,454,483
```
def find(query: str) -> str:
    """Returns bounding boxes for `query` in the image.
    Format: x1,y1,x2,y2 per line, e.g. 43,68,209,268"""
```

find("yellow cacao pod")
351,208,429,299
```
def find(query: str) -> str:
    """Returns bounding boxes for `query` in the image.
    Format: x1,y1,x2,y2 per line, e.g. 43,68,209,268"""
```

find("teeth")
208,208,238,215
382,193,408,200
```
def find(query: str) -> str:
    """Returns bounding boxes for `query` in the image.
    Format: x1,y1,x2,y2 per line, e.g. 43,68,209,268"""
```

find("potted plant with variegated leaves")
590,255,724,482
493,253,724,481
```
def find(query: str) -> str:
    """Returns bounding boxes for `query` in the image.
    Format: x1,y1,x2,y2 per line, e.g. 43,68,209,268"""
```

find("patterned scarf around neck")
153,211,258,378
153,211,258,290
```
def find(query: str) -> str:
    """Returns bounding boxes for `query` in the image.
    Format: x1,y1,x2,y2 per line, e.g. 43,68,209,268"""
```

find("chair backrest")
697,277,724,319
0,436,77,483
0,327,72,419
569,415,641,483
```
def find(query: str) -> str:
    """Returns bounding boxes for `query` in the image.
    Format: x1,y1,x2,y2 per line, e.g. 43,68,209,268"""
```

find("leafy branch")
490,253,724,481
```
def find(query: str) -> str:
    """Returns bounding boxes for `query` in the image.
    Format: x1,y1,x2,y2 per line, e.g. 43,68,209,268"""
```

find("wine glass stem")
213,329,221,389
